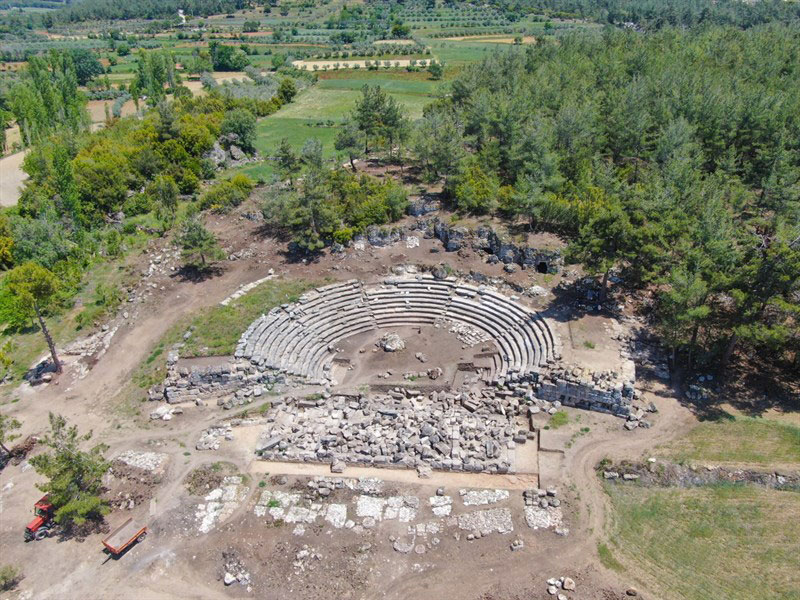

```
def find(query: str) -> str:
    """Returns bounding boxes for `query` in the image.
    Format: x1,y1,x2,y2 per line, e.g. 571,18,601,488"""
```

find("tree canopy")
29,413,110,526
424,27,799,367
8,50,89,147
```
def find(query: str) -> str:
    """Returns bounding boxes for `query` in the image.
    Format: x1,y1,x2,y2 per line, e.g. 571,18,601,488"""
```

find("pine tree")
5,263,62,373
567,204,634,301
335,120,362,171
29,413,110,526
176,214,225,269
275,138,301,188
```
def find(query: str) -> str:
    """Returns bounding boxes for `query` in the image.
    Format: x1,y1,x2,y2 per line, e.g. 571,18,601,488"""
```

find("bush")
105,229,123,258
199,175,254,213
452,159,500,215
0,565,21,592
333,228,354,244
220,108,257,154
122,193,153,217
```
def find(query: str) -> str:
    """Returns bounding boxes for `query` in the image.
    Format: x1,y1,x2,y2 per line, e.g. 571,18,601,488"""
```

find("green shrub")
199,175,254,213
221,108,257,154
452,158,499,215
333,228,354,244
549,410,569,429
104,230,123,258
0,565,21,591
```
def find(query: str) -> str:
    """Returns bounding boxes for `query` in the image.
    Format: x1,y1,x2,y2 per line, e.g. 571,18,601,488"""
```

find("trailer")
102,518,147,556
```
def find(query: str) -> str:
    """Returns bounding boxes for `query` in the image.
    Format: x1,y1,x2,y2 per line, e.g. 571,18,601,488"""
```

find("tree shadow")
253,222,292,244
715,354,800,418
171,264,225,283
23,358,58,385
277,245,325,265
541,276,618,324
55,516,109,544
504,221,570,243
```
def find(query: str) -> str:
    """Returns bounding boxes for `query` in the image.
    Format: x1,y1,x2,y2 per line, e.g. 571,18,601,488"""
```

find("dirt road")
0,150,28,207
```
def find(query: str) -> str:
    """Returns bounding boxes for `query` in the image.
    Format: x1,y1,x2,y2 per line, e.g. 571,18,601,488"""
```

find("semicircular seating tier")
234,277,561,384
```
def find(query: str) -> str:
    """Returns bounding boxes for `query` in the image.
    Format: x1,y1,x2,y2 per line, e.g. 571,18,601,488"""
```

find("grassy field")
317,70,443,94
606,483,800,600
180,278,315,358
239,71,437,180
428,40,501,66
663,416,800,466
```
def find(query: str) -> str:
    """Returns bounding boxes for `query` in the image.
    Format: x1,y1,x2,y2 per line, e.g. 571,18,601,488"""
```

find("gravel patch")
457,508,514,535
460,489,510,506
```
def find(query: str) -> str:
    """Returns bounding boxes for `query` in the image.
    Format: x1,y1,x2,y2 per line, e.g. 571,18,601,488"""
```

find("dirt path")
10,253,273,444
556,384,696,591
250,460,540,489
0,150,28,207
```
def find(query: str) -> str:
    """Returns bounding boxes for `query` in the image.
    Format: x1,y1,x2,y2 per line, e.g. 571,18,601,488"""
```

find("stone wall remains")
149,361,283,409
536,362,636,417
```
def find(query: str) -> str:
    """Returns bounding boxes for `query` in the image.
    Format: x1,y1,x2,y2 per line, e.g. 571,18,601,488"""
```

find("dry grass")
607,483,800,600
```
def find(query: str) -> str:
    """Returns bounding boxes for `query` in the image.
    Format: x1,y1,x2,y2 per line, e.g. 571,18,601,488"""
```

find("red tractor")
24,495,57,542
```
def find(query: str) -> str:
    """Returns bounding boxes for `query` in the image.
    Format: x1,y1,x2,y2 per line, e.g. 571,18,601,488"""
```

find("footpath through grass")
664,416,800,467
606,483,800,600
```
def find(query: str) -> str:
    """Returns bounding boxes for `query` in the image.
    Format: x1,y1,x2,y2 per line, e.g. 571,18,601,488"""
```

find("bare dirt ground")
86,99,138,123
0,190,722,600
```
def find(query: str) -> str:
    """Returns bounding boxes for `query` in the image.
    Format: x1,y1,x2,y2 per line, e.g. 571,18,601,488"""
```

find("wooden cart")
102,518,147,556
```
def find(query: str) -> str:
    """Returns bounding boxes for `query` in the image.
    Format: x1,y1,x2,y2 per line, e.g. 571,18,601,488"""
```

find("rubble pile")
523,488,565,531
114,450,168,473
195,476,248,534
379,332,406,352
255,389,529,474
457,507,514,535
436,317,491,346
546,576,577,599
221,551,251,588
196,425,234,451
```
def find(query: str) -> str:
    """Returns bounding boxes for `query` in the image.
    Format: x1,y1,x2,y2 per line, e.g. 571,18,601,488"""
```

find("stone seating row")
235,277,559,382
